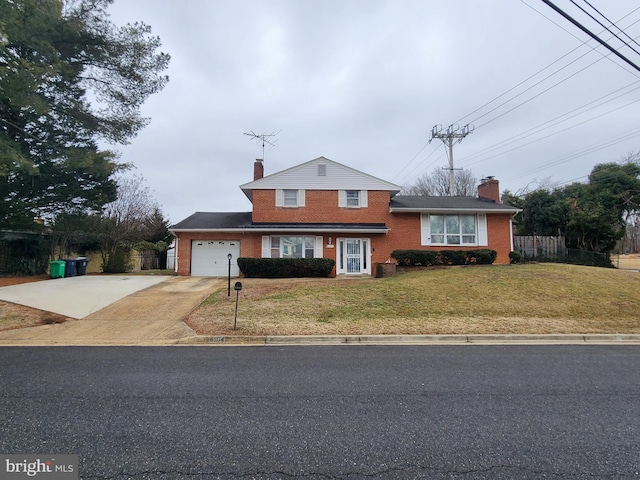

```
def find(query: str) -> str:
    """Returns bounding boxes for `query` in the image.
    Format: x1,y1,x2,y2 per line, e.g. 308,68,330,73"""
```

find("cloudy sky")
105,0,640,224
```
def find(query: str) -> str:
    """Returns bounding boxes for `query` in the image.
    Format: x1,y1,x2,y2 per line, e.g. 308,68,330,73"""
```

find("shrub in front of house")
509,250,523,264
391,249,497,267
237,258,336,278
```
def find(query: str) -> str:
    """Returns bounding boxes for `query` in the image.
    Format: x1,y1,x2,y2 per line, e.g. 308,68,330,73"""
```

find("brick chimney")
478,176,500,203
254,159,264,180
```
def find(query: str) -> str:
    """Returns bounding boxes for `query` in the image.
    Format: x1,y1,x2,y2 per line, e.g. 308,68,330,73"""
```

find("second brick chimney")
254,159,264,180
478,176,500,203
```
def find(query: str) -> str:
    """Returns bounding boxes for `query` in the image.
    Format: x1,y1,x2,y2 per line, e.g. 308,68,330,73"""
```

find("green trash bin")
49,260,66,279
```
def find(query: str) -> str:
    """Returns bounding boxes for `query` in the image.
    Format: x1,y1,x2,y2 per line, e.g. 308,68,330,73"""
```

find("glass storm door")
338,238,370,275
345,239,362,273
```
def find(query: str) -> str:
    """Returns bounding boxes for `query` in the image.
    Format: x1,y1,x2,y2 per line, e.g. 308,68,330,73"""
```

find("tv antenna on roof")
243,130,281,160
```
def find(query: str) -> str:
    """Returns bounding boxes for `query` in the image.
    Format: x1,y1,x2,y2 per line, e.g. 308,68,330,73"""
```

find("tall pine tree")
0,0,170,229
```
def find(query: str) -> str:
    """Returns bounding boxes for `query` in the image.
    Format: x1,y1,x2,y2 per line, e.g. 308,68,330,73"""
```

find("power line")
391,141,430,182
395,148,446,188
453,1,640,128
457,81,640,167
582,0,640,50
569,0,640,57
397,3,640,190
504,125,640,182
468,19,640,129
540,0,640,73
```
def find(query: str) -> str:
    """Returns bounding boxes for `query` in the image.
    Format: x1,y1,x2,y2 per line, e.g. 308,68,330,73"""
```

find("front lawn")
186,263,640,336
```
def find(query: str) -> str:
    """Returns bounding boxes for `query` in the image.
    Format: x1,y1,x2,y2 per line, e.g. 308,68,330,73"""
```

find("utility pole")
429,124,474,196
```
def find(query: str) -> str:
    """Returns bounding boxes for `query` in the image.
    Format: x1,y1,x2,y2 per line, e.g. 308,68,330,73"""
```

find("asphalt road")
1,346,639,479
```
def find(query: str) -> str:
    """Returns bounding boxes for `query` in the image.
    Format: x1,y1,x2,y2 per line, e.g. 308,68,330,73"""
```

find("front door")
337,238,371,275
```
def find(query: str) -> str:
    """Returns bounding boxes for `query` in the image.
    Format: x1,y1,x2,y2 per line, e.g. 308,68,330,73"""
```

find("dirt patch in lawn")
0,275,48,287
0,301,69,331
0,276,69,331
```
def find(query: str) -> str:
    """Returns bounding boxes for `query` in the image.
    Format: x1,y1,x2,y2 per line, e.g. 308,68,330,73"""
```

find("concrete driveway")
0,275,168,319
0,276,223,345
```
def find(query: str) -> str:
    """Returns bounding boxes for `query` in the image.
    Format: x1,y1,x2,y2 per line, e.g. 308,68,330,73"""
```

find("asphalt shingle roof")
390,195,520,212
171,212,387,231
171,212,253,230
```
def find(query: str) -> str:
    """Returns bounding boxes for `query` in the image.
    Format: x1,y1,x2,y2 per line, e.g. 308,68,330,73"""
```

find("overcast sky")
105,0,640,224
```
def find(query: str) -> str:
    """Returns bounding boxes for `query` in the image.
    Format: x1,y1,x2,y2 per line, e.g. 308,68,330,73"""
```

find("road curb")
176,333,640,346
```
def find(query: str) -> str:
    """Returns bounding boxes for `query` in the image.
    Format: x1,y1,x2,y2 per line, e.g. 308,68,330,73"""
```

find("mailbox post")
233,281,242,330
227,253,232,296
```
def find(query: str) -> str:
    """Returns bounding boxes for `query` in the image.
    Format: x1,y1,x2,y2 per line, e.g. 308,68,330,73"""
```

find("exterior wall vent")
318,164,327,176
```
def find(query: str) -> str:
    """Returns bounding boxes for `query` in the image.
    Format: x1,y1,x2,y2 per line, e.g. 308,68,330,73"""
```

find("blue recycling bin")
64,259,77,277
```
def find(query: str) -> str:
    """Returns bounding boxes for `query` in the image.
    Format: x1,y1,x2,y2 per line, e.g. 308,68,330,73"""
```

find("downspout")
174,237,179,274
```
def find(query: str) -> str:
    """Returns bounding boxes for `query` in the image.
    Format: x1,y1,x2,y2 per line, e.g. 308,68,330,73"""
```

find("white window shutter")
298,190,305,207
421,214,430,245
261,236,271,258
478,214,488,246
275,189,284,207
360,190,368,207
315,236,323,258
338,190,346,207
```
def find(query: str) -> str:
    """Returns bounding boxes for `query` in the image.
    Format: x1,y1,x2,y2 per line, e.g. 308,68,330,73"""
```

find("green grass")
185,264,640,336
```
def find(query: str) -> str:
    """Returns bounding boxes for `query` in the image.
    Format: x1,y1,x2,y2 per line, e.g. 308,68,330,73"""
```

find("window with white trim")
428,214,477,245
276,189,305,207
339,190,368,208
346,190,360,207
283,189,298,206
270,236,316,258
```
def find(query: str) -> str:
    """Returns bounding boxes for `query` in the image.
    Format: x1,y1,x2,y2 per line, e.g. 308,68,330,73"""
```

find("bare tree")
403,168,477,196
99,175,164,272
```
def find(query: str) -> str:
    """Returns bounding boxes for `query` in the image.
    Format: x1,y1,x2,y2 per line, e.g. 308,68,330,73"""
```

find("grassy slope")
186,264,640,336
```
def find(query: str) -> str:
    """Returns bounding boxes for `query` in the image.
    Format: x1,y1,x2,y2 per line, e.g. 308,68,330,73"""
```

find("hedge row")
391,249,497,266
237,258,336,278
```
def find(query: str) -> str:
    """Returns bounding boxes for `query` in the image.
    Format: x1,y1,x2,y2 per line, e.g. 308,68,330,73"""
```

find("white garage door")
191,240,240,277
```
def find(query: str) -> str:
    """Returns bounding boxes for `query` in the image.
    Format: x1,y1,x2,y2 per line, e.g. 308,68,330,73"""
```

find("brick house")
170,157,520,276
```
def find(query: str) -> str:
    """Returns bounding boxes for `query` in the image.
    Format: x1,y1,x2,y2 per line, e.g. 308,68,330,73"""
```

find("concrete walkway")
0,277,223,346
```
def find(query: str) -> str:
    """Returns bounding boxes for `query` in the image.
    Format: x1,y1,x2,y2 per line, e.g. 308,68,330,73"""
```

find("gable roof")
390,195,521,213
240,156,402,201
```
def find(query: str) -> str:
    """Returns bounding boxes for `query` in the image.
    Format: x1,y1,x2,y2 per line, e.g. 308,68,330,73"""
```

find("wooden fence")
513,236,565,259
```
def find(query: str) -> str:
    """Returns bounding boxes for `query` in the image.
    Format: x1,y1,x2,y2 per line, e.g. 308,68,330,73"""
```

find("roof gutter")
171,227,390,234
389,207,522,214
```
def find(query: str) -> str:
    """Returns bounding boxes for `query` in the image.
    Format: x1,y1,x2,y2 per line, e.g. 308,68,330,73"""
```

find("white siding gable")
240,157,401,200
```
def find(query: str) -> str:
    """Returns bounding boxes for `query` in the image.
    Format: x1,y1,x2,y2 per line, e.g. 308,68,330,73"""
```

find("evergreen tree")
0,0,170,229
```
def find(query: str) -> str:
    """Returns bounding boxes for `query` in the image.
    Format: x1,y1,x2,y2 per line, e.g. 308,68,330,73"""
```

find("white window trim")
338,190,368,208
421,213,488,247
262,235,323,258
276,189,305,207
261,235,271,257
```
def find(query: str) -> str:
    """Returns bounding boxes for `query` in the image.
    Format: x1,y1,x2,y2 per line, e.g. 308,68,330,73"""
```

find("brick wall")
251,190,391,224
380,212,513,265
